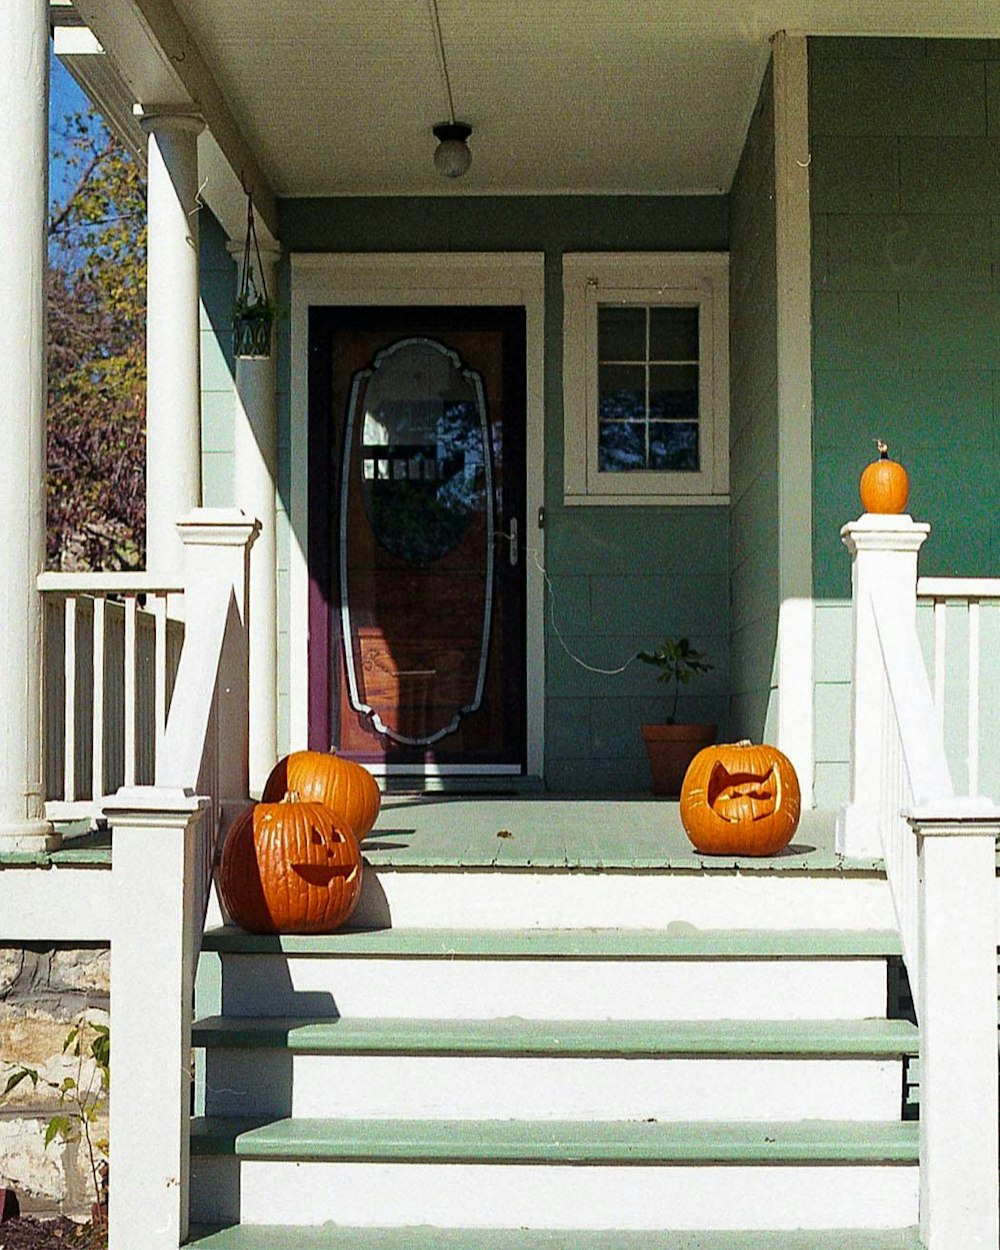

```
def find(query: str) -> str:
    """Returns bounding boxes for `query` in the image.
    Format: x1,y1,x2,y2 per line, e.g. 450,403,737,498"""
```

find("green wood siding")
276,196,730,790
809,36,1000,806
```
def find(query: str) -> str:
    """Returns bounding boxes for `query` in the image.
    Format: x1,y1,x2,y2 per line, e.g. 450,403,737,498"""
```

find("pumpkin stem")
735,739,753,748
875,438,889,459
282,790,301,804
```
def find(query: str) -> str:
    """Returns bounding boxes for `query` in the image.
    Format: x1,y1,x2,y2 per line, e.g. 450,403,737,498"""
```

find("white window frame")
563,252,730,505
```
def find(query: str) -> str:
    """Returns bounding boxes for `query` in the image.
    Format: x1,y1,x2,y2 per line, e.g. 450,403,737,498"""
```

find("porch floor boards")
13,801,882,873
363,798,874,873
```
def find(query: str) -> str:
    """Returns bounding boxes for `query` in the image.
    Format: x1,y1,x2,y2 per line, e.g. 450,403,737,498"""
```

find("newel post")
104,788,207,1250
909,803,1000,1250
837,513,929,857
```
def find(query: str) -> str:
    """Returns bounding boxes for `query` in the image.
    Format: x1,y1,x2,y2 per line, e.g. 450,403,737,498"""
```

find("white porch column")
910,805,1000,1250
837,513,929,857
0,0,56,849
228,242,280,794
142,110,205,580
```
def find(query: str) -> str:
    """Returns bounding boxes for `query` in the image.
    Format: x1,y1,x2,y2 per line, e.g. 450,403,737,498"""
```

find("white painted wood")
63,596,78,803
932,599,946,738
38,571,184,594
773,33,815,808
562,252,730,503
913,809,1000,1250
190,1157,918,1231
205,1051,904,1123
106,789,206,1250
917,577,1000,598
0,866,112,941
92,596,106,801
154,592,168,761
838,514,931,857
123,596,137,788
967,600,980,794
0,0,56,849
230,241,279,796
289,253,546,776
355,866,896,932
142,110,205,581
218,954,889,1021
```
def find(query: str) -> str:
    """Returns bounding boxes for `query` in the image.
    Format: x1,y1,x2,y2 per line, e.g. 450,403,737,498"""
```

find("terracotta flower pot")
641,722,718,797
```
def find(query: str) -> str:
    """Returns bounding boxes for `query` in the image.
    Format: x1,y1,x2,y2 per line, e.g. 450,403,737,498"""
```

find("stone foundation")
0,944,109,1216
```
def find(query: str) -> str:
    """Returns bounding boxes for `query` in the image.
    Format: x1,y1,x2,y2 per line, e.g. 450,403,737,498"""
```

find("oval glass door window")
339,336,495,746
357,338,488,566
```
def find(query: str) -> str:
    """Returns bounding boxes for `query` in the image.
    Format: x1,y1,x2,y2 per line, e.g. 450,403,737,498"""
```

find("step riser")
202,1051,905,1121
189,1158,919,1230
219,955,890,1020
358,871,896,931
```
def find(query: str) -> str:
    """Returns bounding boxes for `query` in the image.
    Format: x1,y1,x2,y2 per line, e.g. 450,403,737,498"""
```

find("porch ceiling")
83,0,999,199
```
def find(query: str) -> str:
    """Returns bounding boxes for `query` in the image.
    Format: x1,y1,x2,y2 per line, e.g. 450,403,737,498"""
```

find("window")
563,253,729,505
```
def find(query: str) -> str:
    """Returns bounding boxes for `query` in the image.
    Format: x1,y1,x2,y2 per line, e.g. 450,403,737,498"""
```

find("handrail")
867,582,956,1005
38,571,184,595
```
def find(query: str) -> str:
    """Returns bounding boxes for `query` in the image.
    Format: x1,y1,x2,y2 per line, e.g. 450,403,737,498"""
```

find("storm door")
308,306,527,773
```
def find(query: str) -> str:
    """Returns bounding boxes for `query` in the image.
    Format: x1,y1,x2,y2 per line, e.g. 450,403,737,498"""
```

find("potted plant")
638,636,717,796
232,289,276,360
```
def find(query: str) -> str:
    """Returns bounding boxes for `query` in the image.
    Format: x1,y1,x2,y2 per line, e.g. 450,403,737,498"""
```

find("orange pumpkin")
262,750,381,839
679,740,801,856
860,439,909,514
218,796,363,933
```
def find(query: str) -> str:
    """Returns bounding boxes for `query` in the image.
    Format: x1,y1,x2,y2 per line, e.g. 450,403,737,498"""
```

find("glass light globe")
434,137,472,178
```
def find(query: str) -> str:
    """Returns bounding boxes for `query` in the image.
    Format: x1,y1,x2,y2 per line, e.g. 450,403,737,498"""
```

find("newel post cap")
841,513,930,557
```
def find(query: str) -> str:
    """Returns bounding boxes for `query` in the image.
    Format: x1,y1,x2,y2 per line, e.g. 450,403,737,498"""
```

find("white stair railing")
841,512,999,1250
38,572,184,819
103,509,257,1250
916,577,1000,796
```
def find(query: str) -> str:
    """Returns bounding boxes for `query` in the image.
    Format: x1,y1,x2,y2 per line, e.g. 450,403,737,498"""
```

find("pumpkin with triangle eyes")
219,795,363,933
679,740,801,856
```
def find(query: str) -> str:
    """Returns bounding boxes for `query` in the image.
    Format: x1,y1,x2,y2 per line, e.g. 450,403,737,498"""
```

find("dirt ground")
0,1216,106,1250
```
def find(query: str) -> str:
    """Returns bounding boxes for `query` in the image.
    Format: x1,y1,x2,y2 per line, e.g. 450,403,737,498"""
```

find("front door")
308,306,527,774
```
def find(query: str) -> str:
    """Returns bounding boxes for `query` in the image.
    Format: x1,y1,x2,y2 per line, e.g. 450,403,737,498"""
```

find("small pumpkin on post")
860,439,909,515
679,740,801,856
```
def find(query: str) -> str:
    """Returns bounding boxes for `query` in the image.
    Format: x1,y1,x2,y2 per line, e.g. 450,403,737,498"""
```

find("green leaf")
3,1068,38,1096
45,1115,74,1147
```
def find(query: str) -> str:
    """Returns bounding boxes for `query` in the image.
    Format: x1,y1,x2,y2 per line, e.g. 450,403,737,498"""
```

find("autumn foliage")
47,112,147,570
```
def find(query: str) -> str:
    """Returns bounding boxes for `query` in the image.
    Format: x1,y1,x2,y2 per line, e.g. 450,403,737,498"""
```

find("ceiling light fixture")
428,0,472,179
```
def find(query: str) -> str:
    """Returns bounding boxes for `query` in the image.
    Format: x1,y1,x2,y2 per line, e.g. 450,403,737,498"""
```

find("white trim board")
288,252,546,778
773,34,815,807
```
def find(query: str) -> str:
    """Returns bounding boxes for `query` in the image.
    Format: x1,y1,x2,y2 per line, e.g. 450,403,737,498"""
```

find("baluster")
124,595,137,787
92,596,106,802
63,596,77,802
967,600,980,796
932,598,946,737
154,593,168,760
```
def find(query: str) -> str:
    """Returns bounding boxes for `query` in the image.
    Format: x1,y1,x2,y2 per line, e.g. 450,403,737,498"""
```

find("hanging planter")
232,191,275,360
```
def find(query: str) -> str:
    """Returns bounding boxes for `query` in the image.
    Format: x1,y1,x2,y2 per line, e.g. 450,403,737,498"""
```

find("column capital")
138,107,205,137
907,796,1000,838
841,513,930,557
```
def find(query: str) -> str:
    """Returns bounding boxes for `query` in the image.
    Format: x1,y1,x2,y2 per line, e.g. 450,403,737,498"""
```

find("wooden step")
185,1224,922,1249
188,1117,919,1230
194,1016,916,1120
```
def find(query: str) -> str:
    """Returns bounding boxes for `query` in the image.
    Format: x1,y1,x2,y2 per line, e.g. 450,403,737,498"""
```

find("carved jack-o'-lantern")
262,750,381,839
679,740,801,856
218,795,363,933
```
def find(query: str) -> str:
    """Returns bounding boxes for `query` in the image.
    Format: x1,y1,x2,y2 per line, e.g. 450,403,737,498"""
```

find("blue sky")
49,44,101,209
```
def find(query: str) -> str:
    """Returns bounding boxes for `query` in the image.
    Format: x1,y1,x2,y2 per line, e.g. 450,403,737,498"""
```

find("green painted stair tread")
191,1014,919,1057
201,926,903,959
188,1117,920,1165
185,1225,921,1250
